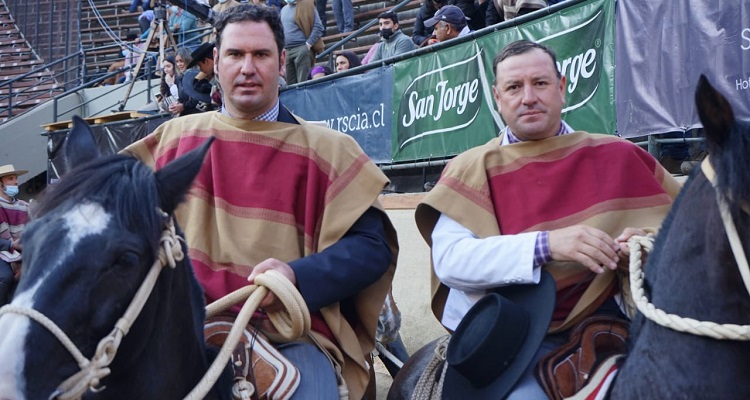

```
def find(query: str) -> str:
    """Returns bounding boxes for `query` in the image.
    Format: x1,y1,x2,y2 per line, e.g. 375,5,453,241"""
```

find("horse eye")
117,251,140,267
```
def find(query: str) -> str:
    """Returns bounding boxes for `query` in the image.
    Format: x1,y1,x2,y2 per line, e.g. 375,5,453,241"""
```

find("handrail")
315,0,415,60
0,52,82,88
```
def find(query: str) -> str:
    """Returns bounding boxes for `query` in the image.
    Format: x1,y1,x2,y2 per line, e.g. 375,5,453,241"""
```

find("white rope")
0,216,185,399
628,234,750,340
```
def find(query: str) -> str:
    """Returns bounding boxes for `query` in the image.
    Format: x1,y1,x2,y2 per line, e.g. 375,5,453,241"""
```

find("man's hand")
615,228,647,257
247,258,297,311
10,238,22,252
548,225,619,274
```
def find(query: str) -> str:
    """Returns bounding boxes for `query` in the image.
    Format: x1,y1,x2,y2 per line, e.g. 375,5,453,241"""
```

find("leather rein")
627,157,750,340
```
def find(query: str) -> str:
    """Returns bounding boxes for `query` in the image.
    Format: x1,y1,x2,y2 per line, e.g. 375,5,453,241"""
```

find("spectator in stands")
334,50,361,72
424,5,471,44
138,9,154,36
361,41,379,64
414,0,486,46
280,0,324,84
169,5,200,48
178,42,217,114
0,165,29,307
332,0,354,33
369,11,417,63
486,0,546,27
309,65,333,79
175,47,193,74
315,0,328,30
129,0,151,13
157,56,181,113
212,0,242,17
412,0,443,46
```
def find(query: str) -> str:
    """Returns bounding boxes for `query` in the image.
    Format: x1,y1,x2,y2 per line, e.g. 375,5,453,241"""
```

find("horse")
608,76,750,398
388,75,750,399
0,117,231,399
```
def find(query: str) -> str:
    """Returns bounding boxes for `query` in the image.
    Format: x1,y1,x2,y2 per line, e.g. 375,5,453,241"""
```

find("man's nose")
240,55,256,75
521,85,537,104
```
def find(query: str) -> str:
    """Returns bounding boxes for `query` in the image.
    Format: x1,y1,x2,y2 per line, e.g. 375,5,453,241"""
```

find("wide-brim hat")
442,270,556,400
0,164,28,179
186,42,215,69
181,69,213,103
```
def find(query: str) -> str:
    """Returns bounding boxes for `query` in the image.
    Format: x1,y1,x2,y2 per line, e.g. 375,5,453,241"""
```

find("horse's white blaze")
63,202,111,246
0,288,38,400
0,203,110,400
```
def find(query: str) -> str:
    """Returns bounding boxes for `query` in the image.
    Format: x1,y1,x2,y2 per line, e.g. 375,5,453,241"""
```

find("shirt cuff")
533,231,553,267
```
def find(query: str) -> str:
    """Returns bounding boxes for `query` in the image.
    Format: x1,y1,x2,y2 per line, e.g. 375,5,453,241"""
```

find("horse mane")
710,118,750,219
33,154,163,252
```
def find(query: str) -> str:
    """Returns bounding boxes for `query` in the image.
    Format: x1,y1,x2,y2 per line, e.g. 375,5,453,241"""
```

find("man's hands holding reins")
549,226,646,274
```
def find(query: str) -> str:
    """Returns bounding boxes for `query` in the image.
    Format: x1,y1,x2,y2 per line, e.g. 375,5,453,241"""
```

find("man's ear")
279,49,287,76
558,75,567,103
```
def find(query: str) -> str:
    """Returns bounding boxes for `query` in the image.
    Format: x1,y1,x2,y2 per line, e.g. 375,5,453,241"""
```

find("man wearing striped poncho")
415,40,682,399
125,4,397,399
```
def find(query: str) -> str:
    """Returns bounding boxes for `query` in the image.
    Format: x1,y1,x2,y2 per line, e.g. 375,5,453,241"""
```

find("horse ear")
64,116,101,171
154,136,215,214
695,74,735,149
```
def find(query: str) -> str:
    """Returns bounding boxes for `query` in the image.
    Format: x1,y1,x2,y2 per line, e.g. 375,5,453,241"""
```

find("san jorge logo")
396,51,484,151
538,5,606,113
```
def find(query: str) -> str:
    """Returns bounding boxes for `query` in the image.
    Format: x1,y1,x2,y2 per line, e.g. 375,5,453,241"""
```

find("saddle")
536,315,629,400
204,316,301,400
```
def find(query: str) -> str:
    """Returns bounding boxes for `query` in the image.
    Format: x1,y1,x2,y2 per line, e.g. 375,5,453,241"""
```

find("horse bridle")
627,157,750,341
0,212,184,400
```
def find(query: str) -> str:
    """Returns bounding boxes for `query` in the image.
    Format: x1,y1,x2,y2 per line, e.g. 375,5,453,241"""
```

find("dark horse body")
389,76,750,400
609,77,750,398
0,118,230,399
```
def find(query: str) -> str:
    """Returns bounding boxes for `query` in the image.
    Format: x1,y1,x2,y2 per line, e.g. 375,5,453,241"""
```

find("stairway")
80,0,142,81
0,1,61,123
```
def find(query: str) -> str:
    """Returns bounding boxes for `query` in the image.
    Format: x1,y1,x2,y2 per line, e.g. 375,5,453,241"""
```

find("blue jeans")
277,342,339,399
506,334,569,400
332,0,353,32
316,0,328,28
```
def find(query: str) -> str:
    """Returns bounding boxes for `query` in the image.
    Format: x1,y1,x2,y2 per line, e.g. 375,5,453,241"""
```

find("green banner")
392,0,615,162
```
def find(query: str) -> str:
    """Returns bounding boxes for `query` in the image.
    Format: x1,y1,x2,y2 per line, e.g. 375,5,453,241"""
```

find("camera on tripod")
154,2,168,21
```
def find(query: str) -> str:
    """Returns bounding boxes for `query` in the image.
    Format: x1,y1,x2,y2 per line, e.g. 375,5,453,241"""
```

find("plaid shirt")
220,100,280,122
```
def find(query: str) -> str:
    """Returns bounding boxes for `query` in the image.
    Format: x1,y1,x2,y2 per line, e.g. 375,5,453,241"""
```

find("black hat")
424,5,469,28
181,68,212,103
186,42,215,69
442,270,556,400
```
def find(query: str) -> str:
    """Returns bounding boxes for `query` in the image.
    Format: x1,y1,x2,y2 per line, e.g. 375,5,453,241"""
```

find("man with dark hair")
415,40,681,398
125,4,397,399
424,4,471,44
369,11,417,63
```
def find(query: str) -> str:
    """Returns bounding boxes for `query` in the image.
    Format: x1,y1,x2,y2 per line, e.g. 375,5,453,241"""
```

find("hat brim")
187,43,215,69
0,170,28,179
443,270,556,400
424,17,439,28
181,69,213,103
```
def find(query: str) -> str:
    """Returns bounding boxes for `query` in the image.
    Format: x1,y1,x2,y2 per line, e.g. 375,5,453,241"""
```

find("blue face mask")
4,185,18,198
284,0,295,4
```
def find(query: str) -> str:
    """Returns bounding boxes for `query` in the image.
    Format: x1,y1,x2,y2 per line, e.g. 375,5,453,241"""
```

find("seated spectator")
308,65,333,79
334,50,362,72
0,165,30,307
175,47,193,75
412,0,443,46
157,56,181,114
369,11,417,63
486,0,547,27
361,41,380,65
423,5,471,44
175,42,217,115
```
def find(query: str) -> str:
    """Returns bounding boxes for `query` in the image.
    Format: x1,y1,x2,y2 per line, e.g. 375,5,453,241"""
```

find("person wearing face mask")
369,11,417,63
169,5,200,47
0,165,30,307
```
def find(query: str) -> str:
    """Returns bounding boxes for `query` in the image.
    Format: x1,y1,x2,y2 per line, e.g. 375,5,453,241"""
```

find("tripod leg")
118,19,160,111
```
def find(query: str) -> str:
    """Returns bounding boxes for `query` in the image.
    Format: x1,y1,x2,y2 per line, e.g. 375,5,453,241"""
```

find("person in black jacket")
413,0,487,46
